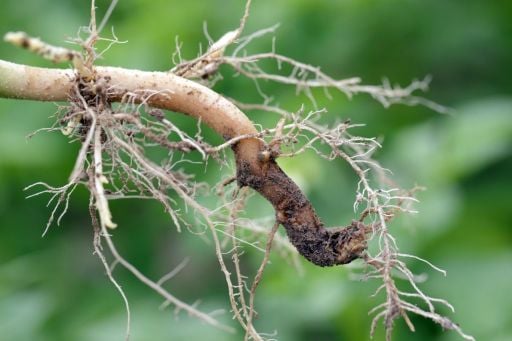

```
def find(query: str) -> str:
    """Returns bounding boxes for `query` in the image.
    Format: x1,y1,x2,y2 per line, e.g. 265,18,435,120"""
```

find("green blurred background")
0,1,511,340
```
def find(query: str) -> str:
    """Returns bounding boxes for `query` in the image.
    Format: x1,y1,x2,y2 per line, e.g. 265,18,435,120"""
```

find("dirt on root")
235,146,367,267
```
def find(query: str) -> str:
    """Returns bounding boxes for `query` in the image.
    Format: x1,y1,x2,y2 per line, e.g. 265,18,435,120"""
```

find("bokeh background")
0,1,511,340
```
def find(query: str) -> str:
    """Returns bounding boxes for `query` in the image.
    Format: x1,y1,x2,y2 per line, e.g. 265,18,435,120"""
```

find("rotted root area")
235,148,367,267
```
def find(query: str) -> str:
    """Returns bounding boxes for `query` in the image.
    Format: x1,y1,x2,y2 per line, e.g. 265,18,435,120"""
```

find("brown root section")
234,141,367,267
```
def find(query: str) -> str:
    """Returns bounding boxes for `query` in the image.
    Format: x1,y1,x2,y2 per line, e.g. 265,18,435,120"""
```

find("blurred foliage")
0,1,511,340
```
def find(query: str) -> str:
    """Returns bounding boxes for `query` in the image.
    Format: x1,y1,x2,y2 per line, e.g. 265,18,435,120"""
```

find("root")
2,1,474,339
89,198,131,341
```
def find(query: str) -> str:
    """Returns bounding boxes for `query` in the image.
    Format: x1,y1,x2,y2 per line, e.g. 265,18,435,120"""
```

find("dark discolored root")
235,145,367,267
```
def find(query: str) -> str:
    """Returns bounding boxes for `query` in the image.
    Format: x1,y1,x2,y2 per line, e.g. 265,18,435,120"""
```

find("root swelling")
235,139,366,266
